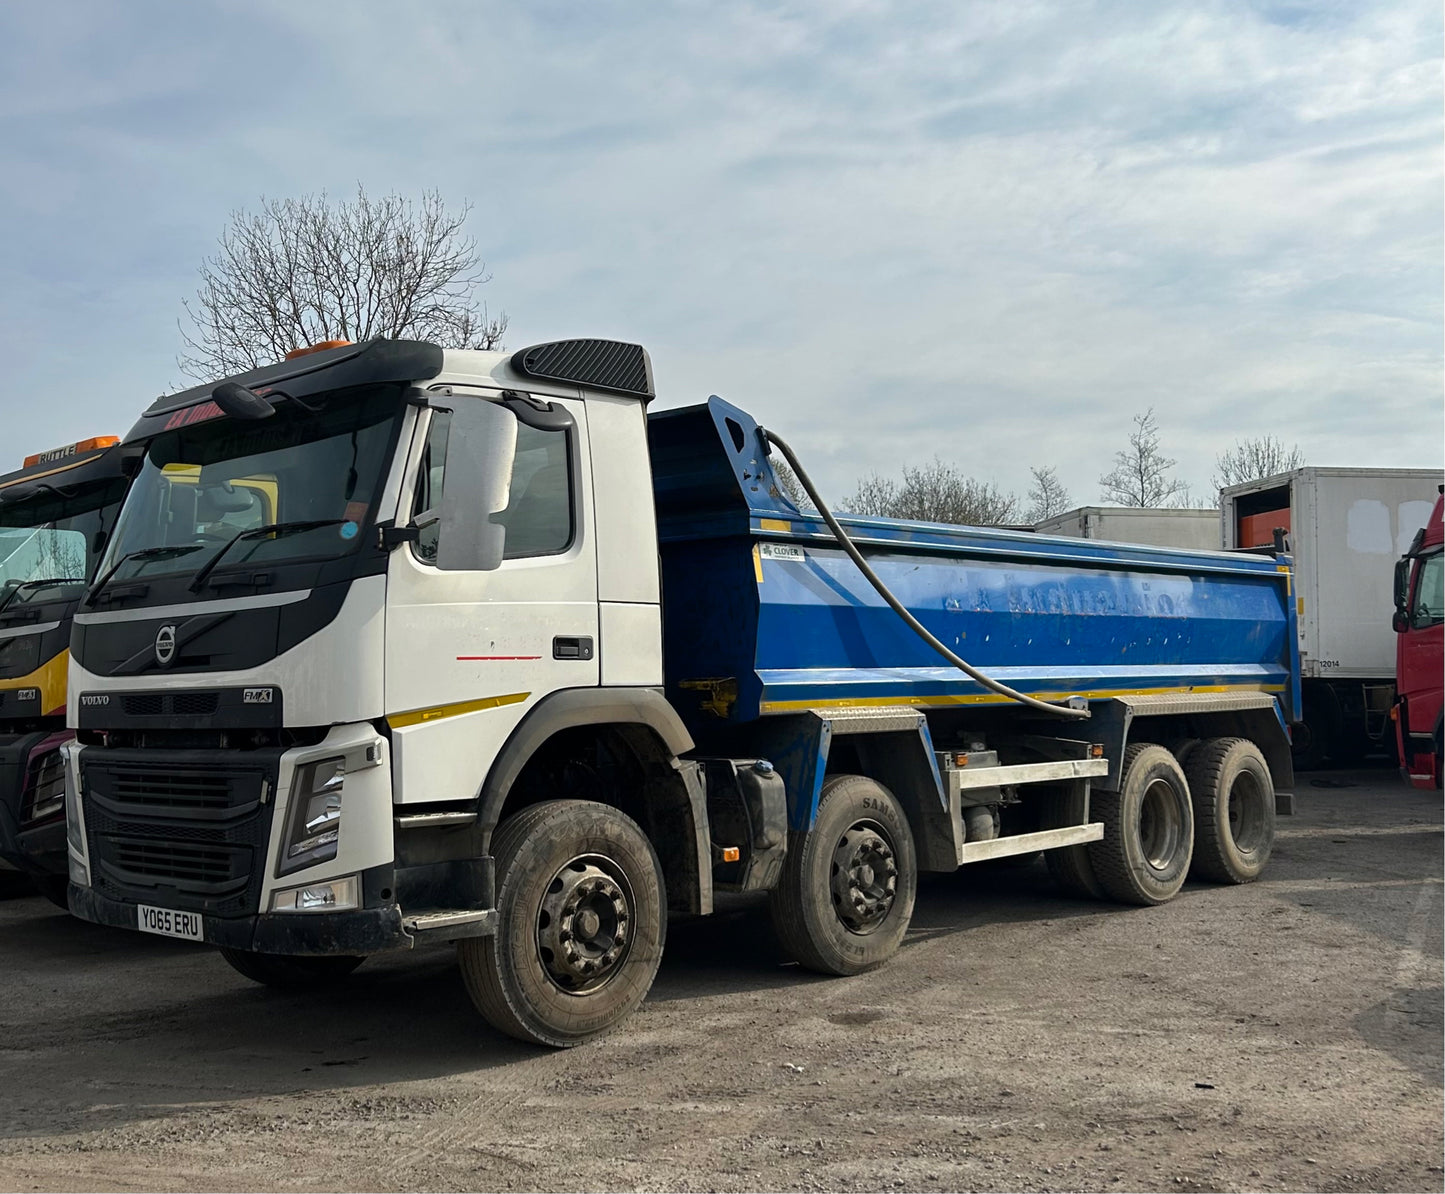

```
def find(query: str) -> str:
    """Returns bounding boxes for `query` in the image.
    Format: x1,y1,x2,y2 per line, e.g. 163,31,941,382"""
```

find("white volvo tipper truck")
64,338,1300,1046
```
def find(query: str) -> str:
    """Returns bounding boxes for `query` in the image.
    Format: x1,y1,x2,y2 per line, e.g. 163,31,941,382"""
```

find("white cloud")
0,0,1438,508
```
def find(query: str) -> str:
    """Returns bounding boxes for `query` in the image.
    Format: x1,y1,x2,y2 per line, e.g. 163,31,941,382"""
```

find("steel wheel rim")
535,853,633,995
830,819,898,935
1139,778,1183,871
1227,770,1267,854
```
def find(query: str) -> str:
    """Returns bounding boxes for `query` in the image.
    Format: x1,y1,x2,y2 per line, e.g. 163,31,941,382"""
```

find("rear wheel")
1087,744,1194,906
769,774,917,976
1186,737,1276,884
458,800,665,1048
219,949,364,989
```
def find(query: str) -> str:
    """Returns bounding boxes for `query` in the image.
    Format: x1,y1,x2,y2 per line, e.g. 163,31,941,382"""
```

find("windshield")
100,386,403,587
0,480,126,611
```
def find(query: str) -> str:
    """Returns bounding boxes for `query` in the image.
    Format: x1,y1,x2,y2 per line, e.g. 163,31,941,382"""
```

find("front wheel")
458,800,665,1048
1087,744,1194,906
219,948,364,989
769,774,917,976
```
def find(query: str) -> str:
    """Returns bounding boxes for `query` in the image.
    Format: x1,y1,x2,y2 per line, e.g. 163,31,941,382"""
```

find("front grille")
107,769,235,812
21,749,66,825
107,837,249,895
121,692,221,718
81,748,280,917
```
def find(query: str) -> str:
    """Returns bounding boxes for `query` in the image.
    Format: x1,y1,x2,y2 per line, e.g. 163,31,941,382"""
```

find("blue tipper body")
647,397,1303,748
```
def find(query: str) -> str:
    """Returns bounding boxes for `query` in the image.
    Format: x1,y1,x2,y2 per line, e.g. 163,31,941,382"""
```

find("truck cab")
1393,491,1443,788
0,437,126,902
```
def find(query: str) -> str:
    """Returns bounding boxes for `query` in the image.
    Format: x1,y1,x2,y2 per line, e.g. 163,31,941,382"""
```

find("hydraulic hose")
758,427,1090,721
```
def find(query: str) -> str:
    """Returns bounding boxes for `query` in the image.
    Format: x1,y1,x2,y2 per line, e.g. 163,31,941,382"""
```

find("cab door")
384,389,598,805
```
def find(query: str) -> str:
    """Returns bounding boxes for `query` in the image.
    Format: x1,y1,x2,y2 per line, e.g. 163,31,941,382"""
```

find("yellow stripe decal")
0,648,70,715
759,683,1285,715
759,518,791,532
388,691,529,730
752,544,764,583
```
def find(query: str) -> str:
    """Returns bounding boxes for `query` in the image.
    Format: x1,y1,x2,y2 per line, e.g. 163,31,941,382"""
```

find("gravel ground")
0,767,1438,1193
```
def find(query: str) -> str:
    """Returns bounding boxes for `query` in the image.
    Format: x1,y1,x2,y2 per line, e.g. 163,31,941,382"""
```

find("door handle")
553,636,594,661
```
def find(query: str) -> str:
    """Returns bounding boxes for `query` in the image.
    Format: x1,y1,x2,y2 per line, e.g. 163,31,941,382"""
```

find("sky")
1,0,1440,509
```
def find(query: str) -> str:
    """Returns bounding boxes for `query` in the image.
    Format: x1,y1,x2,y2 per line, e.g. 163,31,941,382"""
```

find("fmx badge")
16,688,39,702
242,687,274,704
154,625,177,667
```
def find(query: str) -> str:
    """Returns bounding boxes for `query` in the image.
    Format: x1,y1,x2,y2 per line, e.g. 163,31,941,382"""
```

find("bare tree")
179,187,508,379
842,458,1020,526
1212,436,1305,491
1026,465,1071,522
769,457,815,511
1098,409,1191,507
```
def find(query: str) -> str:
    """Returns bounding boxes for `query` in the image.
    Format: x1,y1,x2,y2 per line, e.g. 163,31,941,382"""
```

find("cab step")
402,908,497,943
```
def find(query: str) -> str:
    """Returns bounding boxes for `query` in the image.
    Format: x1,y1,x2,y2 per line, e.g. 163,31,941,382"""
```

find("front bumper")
69,878,409,955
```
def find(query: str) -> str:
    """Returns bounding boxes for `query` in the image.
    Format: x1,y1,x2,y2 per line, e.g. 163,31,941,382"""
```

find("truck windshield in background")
0,478,127,616
97,387,403,590
1409,552,1442,629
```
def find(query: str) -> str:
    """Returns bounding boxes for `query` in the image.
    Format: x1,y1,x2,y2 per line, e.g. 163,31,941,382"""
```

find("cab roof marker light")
22,436,119,469
284,340,352,360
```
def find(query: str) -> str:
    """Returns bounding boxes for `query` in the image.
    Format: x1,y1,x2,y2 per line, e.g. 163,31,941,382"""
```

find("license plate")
137,904,204,942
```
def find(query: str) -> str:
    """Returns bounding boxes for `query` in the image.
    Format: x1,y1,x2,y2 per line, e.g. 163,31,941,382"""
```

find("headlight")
278,756,345,875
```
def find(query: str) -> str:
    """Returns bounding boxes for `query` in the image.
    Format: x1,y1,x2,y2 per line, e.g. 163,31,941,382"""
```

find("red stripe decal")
456,656,542,661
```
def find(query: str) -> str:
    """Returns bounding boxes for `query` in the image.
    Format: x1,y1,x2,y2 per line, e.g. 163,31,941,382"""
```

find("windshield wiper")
0,577,86,617
188,520,345,593
84,545,202,607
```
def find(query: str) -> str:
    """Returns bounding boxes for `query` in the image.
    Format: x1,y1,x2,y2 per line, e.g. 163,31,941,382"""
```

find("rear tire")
458,800,665,1048
1186,737,1276,884
1087,744,1194,906
769,774,917,976
220,948,364,989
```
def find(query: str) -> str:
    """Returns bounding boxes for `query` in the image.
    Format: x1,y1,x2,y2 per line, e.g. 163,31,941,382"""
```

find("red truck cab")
1393,490,1444,788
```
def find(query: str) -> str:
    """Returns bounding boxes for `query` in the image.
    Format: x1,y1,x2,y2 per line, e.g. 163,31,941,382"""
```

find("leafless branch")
178,187,508,380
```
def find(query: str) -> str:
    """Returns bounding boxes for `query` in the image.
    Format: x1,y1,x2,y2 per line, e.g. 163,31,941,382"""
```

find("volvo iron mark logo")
154,624,178,667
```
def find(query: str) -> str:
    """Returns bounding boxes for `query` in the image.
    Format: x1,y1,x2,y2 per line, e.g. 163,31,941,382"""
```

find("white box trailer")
1035,506,1222,550
1221,467,1444,766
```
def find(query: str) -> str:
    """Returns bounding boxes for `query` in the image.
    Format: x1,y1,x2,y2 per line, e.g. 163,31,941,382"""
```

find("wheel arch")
477,688,711,915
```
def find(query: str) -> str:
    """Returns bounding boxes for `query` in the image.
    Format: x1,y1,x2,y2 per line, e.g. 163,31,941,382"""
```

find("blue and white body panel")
649,397,1301,733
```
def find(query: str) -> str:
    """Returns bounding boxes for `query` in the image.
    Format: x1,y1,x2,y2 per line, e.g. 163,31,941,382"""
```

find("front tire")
1087,744,1194,906
219,948,364,989
458,800,665,1048
1186,737,1276,884
769,774,917,976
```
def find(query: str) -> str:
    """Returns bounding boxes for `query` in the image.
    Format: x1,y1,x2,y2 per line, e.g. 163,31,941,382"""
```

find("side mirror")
1393,558,1411,613
433,398,517,572
1393,610,1410,634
